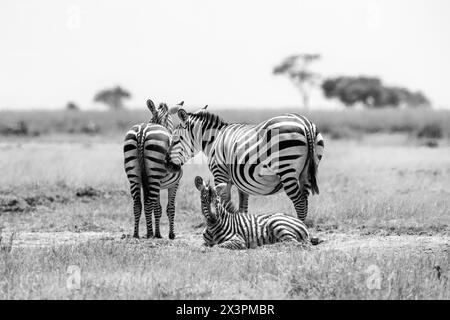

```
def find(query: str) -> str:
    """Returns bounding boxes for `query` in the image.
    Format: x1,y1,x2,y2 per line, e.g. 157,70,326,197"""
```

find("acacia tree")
273,53,321,109
66,101,79,111
321,76,431,108
94,86,131,110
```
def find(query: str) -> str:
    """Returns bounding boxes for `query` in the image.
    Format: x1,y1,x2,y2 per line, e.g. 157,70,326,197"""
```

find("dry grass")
1,131,449,299
1,134,449,235
1,239,448,299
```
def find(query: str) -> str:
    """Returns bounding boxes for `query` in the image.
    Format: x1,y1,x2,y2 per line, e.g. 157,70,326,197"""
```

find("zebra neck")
202,203,217,226
166,117,174,133
201,123,228,158
206,217,217,228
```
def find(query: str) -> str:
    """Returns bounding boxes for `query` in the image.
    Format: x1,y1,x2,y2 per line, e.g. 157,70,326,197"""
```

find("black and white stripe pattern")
124,100,183,239
195,176,309,250
166,108,324,221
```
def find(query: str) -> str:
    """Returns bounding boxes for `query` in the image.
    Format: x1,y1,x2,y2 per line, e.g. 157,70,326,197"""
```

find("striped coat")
167,108,324,222
195,176,309,250
123,100,183,239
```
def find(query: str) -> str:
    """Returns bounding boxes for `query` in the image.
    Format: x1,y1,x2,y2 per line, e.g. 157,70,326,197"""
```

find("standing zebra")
124,100,183,239
166,107,324,222
195,176,309,249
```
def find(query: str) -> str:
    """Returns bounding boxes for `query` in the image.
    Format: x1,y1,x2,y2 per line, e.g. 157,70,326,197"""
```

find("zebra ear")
202,105,208,110
177,108,189,124
147,99,158,117
178,101,184,106
194,176,204,191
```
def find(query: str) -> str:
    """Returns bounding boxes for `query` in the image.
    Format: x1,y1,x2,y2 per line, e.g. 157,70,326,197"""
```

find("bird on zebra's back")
166,106,324,223
123,99,184,239
195,176,310,250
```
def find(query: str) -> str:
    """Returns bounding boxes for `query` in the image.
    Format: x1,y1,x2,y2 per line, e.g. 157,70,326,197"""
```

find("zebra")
123,99,183,239
194,176,309,249
165,107,324,222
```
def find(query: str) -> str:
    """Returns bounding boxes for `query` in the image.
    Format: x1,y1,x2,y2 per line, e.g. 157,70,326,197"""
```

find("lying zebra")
194,176,310,250
123,100,183,239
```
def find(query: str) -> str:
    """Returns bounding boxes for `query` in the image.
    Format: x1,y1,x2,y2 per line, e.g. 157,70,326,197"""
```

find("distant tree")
389,87,430,108
93,86,131,110
273,53,321,109
321,76,430,108
66,101,79,111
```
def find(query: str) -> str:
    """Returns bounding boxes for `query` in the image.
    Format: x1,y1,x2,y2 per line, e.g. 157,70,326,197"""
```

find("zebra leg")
218,236,247,250
276,231,298,243
166,183,179,240
153,193,163,238
143,188,154,238
298,188,310,222
238,190,249,213
268,219,299,243
280,175,308,221
131,185,142,238
203,229,214,247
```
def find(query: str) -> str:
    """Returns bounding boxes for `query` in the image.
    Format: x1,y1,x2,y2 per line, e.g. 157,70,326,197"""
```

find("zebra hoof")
146,234,153,239
132,234,139,239
169,233,175,240
310,237,324,246
154,233,162,239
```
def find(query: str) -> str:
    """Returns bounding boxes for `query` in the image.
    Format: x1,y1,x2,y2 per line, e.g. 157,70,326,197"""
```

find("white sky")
1,0,450,110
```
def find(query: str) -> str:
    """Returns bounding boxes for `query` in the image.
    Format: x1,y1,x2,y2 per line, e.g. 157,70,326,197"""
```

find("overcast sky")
1,0,450,110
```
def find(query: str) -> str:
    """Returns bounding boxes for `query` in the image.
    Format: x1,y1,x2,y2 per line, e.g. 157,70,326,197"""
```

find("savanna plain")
0,108,449,299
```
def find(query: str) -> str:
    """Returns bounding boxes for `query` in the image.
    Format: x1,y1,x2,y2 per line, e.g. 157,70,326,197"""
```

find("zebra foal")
123,99,183,239
195,176,309,250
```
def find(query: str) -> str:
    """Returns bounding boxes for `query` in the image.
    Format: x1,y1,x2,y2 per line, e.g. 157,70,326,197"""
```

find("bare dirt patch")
5,230,450,256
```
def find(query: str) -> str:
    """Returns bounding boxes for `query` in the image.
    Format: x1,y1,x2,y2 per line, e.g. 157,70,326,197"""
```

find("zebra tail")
306,127,319,195
137,126,149,193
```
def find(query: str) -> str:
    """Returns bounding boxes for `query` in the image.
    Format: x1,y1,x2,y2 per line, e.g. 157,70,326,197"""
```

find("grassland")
0,108,449,299
1,107,450,140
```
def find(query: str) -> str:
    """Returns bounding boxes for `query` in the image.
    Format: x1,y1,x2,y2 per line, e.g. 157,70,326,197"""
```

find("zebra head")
165,107,201,172
195,176,219,223
166,106,227,172
147,99,184,133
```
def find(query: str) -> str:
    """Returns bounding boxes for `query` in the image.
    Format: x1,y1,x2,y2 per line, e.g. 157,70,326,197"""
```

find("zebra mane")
189,110,228,126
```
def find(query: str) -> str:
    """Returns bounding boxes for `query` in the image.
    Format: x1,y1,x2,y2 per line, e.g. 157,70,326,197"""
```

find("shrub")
417,124,443,139
0,121,29,136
